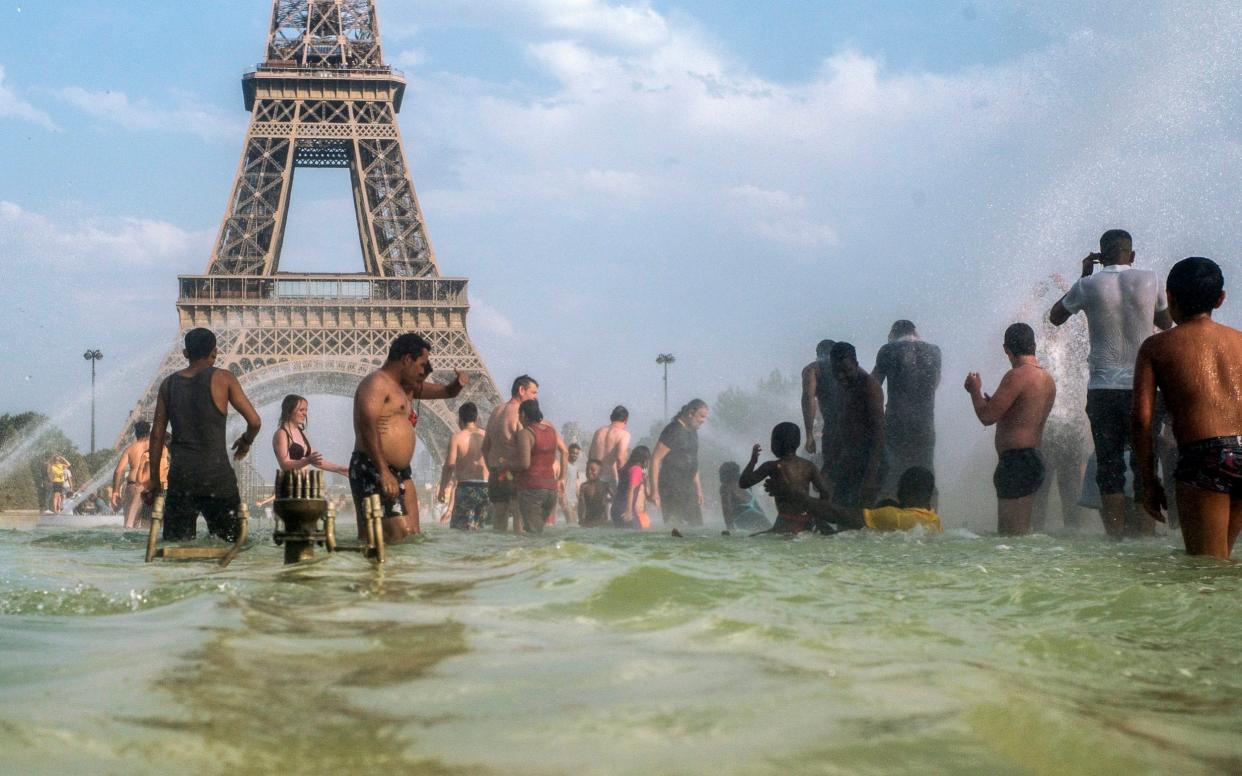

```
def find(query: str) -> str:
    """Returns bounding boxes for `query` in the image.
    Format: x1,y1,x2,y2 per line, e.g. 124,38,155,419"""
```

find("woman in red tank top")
513,399,568,534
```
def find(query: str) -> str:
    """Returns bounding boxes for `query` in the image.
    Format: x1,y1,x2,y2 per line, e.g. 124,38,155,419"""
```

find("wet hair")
279,394,306,425
568,442,582,452
184,328,217,361
1003,323,1036,356
610,405,629,423
457,401,478,425
890,320,916,338
771,422,801,457
719,461,741,482
815,339,835,359
676,399,708,420
623,445,651,469
1099,229,1133,264
896,466,936,508
1167,257,1224,316
132,420,151,439
519,398,543,424
830,341,857,365
511,375,538,397
388,333,432,362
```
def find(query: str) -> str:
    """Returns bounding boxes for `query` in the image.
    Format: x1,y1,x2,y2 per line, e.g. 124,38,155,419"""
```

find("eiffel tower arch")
119,0,501,466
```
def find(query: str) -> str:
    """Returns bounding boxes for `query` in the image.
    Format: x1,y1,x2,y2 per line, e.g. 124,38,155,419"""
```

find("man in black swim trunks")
964,323,1057,536
351,333,467,542
148,328,263,541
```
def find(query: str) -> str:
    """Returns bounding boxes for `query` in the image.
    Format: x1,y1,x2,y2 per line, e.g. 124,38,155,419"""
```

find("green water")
1,524,1239,775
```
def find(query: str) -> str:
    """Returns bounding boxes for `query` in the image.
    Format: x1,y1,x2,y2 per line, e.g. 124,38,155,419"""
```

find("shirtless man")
965,323,1057,536
1134,257,1242,558
801,339,836,463
589,405,631,484
351,333,467,542
112,420,152,528
437,402,489,530
148,328,262,541
825,342,884,508
482,375,538,532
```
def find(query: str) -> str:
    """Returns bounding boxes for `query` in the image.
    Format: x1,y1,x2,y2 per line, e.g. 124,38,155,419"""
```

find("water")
1,523,1240,775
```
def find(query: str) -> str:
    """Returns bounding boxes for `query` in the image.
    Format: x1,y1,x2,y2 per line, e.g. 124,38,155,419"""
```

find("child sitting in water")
718,461,772,532
611,446,651,529
577,459,614,528
739,422,831,534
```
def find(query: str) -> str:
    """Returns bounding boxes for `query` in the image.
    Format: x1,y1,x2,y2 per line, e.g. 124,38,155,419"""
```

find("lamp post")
656,353,675,419
83,349,103,454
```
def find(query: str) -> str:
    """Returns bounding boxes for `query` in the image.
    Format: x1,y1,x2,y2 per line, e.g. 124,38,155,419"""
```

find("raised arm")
966,371,1019,427
1132,342,1165,522
801,364,818,454
416,370,469,400
738,444,768,489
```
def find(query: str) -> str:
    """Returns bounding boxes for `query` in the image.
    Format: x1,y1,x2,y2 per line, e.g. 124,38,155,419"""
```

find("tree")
0,412,91,510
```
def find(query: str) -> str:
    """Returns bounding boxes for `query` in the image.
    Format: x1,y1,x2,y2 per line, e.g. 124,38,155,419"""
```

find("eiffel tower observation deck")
119,0,501,463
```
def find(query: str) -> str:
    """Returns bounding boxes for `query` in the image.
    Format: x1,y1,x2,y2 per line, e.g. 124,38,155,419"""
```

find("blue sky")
2,1,1241,489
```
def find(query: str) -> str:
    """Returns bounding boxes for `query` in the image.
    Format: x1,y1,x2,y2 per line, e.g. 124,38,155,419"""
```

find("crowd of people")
130,233,1241,559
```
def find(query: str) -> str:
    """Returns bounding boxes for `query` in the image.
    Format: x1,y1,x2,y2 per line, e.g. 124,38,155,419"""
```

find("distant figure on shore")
577,459,614,528
148,328,262,541
650,399,708,526
1134,257,1242,559
556,443,583,525
825,343,885,508
512,399,568,535
351,333,466,542
718,462,771,532
589,406,631,485
1049,229,1173,538
872,320,941,497
46,454,69,514
112,420,152,529
740,422,831,534
801,339,836,466
273,395,348,475
613,446,652,529
438,402,489,530
483,375,539,532
964,323,1056,535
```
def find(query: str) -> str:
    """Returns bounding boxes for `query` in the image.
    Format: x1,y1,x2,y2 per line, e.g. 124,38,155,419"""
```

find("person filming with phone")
1048,229,1173,538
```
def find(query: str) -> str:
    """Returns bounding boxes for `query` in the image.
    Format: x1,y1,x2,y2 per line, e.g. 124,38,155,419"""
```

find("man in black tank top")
148,328,262,541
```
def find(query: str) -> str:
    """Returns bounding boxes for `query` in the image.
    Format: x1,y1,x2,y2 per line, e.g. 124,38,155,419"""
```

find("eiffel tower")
119,0,501,464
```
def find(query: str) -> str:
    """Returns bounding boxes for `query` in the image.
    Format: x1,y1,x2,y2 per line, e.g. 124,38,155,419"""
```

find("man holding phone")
1048,229,1173,538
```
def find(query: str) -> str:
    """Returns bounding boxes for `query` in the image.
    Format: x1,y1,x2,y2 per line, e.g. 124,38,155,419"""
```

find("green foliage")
0,412,90,510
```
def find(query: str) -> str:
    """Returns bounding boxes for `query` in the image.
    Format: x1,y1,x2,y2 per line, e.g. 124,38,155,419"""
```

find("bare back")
484,399,521,470
451,427,489,481
1141,319,1242,443
352,369,415,469
742,455,828,516
589,424,630,481
122,439,148,481
994,364,1057,452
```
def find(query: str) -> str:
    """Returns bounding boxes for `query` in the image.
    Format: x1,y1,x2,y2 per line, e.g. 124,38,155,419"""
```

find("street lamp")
656,353,675,419
83,349,103,454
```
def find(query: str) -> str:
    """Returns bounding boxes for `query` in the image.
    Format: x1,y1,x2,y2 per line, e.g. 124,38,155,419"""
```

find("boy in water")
1134,257,1242,558
576,459,614,528
739,422,832,534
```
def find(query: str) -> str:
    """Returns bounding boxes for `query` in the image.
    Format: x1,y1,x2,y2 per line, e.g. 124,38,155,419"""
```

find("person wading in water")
148,328,262,541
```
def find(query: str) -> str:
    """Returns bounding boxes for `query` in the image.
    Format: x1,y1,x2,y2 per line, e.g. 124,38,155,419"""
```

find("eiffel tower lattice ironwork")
118,0,501,465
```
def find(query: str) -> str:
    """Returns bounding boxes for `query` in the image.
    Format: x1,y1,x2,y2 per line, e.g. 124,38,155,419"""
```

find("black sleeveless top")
166,367,237,498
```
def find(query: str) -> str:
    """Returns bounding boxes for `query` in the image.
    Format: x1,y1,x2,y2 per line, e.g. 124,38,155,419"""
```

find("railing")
245,63,404,78
177,274,467,304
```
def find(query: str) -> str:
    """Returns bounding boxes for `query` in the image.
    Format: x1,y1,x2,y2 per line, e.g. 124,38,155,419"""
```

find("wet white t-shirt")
1061,265,1167,390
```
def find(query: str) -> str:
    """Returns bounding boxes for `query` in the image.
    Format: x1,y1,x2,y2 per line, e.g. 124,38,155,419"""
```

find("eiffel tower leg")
208,114,296,275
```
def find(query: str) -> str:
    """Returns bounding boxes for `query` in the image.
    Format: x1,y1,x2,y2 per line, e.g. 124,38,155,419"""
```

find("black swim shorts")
348,450,412,519
993,448,1045,500
1174,436,1242,499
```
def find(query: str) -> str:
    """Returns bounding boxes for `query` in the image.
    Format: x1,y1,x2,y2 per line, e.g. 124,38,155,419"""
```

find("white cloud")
468,297,515,338
53,86,244,141
0,65,56,129
727,185,838,250
393,48,427,69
